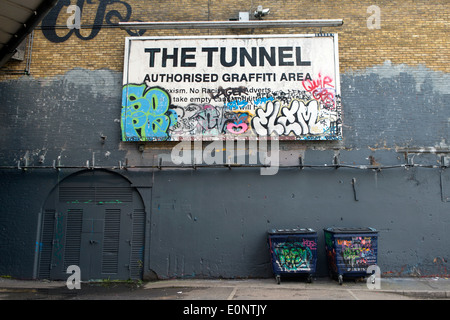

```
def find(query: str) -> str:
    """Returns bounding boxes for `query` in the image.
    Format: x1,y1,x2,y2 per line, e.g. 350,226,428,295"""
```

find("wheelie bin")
324,227,378,285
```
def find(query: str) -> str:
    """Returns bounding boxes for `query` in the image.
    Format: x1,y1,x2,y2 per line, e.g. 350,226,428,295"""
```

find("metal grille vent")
102,209,121,274
59,187,132,203
63,209,83,269
130,209,145,279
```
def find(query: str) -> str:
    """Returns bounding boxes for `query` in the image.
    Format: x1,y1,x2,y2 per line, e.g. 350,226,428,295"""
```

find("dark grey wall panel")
148,167,450,278
0,65,449,279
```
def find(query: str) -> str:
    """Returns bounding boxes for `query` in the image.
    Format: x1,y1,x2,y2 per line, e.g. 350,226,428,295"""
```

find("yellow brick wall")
0,0,448,80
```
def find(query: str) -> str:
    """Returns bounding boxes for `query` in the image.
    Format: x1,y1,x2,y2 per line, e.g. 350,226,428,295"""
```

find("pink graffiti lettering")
302,239,317,250
226,122,248,134
226,112,250,134
302,73,335,107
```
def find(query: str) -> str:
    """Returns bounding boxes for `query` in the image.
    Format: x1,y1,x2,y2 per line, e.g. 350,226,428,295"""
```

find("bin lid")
268,228,316,235
324,227,377,234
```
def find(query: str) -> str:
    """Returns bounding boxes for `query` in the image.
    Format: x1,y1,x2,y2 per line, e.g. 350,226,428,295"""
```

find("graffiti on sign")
121,84,178,141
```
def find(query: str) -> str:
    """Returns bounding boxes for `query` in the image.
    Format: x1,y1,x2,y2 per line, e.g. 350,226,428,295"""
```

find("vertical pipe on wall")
440,169,449,202
25,31,34,75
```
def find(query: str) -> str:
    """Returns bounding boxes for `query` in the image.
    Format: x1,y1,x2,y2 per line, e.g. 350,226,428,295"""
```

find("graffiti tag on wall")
122,35,342,141
41,0,145,42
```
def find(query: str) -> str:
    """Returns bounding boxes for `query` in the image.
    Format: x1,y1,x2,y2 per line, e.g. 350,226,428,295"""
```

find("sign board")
121,34,341,141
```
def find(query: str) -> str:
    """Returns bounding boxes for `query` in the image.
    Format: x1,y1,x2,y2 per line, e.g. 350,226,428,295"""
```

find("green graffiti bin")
324,227,378,285
268,228,318,284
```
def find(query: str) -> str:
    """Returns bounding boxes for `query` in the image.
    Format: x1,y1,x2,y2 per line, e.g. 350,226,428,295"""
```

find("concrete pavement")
1,276,450,300
142,277,450,300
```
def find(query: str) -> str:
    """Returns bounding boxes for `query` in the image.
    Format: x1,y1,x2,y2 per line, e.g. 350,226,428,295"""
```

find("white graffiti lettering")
252,99,321,136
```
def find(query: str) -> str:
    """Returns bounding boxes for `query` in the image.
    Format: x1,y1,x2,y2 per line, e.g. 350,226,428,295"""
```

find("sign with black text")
121,34,341,141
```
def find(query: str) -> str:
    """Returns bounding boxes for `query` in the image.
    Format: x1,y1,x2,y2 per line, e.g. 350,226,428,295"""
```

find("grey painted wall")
149,166,450,278
0,63,449,279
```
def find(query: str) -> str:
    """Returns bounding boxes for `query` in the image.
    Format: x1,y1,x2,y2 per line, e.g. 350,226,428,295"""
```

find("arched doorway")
37,169,146,281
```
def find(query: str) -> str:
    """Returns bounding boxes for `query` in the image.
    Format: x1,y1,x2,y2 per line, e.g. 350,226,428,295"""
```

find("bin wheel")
276,275,281,285
338,275,343,285
307,274,312,283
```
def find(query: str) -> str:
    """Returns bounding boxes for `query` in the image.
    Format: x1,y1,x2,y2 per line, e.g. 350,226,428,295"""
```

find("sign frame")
121,34,342,142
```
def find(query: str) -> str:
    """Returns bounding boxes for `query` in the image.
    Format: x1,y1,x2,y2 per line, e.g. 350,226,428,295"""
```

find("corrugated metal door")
38,170,146,281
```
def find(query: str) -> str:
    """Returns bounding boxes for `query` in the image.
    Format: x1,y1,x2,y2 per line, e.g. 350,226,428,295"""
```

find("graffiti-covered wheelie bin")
324,227,378,285
268,228,318,284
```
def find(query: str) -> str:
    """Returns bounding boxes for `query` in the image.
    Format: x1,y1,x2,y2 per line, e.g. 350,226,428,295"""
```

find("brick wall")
0,0,448,80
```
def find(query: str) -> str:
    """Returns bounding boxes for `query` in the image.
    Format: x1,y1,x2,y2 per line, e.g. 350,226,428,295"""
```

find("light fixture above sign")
254,6,270,19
